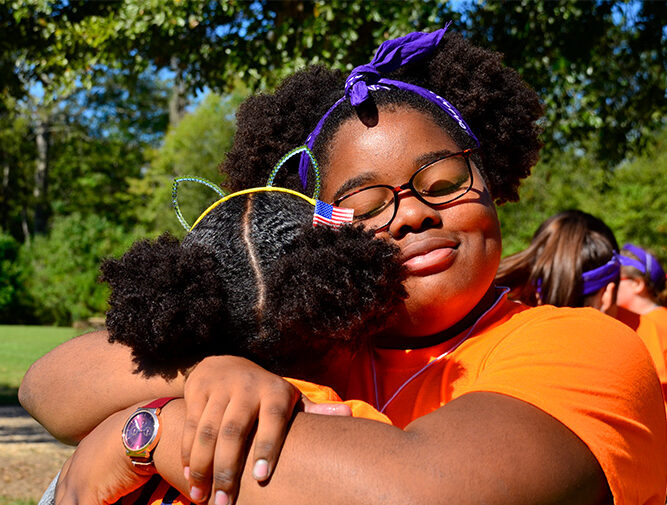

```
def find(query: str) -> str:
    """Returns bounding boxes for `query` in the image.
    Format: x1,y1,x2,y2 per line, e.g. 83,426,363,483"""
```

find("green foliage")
131,91,244,235
499,129,667,265
464,0,666,165
1,0,664,324
0,232,34,323
22,213,143,325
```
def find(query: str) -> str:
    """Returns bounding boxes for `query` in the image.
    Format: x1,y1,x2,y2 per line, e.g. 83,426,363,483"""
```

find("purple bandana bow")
297,23,480,189
345,27,448,106
581,253,621,296
619,244,666,287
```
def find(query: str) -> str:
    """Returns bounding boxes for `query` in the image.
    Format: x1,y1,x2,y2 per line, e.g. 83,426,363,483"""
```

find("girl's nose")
386,191,442,240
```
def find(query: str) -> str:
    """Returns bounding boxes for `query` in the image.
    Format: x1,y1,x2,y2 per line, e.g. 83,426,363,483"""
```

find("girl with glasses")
22,27,666,505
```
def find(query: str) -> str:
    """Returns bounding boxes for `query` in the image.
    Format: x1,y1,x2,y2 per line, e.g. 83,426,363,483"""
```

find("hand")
55,409,152,505
302,397,352,417
181,356,300,505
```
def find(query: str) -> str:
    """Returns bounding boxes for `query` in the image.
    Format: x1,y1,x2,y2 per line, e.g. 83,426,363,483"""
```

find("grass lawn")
0,497,36,505
0,325,79,405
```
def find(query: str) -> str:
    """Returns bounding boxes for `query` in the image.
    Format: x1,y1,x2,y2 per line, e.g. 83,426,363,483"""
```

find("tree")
5,1,664,169
131,90,244,236
463,0,666,166
498,127,667,265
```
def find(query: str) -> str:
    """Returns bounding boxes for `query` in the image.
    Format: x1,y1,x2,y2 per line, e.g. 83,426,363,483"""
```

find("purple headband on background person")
581,254,621,296
619,244,666,286
297,22,481,189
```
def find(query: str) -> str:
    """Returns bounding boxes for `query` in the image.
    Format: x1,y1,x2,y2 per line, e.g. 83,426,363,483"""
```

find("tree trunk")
21,206,30,246
33,115,49,235
169,56,187,127
1,161,9,230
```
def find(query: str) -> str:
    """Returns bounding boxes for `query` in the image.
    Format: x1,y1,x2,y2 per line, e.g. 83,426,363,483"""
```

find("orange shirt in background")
335,291,667,505
646,306,667,336
616,306,667,410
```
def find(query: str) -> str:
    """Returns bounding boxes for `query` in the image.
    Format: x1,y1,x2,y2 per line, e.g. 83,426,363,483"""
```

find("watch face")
123,411,157,451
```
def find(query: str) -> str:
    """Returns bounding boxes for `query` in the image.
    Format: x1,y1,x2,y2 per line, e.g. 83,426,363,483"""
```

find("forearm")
156,394,608,505
19,330,186,444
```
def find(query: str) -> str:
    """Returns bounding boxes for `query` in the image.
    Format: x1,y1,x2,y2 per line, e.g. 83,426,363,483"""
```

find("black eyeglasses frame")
333,148,478,233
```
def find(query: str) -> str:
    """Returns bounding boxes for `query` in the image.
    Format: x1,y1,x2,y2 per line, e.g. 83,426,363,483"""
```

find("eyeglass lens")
337,152,472,230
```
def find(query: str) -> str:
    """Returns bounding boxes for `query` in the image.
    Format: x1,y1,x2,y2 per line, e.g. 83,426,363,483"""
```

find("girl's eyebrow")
333,148,459,201
333,173,377,201
414,148,458,167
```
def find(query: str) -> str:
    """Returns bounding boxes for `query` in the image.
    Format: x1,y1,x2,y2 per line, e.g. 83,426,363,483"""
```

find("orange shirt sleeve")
285,377,392,424
463,307,666,505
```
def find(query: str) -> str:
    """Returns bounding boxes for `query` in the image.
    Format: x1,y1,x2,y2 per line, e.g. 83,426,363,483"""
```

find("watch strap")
141,396,177,411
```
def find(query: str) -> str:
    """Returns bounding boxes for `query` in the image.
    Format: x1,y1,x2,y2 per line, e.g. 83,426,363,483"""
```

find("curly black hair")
100,192,407,379
222,32,544,204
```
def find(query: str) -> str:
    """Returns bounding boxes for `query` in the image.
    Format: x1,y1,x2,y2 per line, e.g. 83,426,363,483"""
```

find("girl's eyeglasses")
333,148,477,233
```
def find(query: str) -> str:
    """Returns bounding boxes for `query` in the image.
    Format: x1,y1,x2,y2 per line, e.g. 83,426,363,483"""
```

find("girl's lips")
401,239,459,276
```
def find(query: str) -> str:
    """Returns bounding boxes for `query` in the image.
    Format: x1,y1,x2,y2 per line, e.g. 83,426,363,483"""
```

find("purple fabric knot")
344,27,448,107
297,23,481,189
620,244,666,287
581,253,621,296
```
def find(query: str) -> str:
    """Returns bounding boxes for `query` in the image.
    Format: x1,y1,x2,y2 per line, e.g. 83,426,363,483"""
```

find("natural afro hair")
222,32,543,204
101,191,407,380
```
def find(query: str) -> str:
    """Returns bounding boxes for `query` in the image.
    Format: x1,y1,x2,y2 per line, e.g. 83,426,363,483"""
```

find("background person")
496,209,667,414
618,243,667,323
21,27,666,505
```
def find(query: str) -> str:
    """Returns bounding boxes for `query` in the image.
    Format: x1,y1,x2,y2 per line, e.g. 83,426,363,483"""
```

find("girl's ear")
599,282,618,316
631,276,650,297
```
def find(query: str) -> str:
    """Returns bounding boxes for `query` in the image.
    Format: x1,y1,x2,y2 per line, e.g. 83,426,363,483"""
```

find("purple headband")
297,23,481,189
619,244,666,286
581,254,621,296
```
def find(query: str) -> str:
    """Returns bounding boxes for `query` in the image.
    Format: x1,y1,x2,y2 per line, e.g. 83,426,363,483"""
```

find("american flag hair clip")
313,200,354,228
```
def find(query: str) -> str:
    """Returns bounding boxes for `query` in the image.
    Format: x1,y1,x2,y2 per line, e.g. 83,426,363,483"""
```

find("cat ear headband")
172,146,354,232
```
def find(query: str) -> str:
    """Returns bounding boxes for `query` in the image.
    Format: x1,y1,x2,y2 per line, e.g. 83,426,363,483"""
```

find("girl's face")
320,108,502,340
616,274,640,310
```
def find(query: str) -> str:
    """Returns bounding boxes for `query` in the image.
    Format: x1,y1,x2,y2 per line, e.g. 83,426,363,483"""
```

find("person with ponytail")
496,210,622,312
497,210,667,417
22,26,666,505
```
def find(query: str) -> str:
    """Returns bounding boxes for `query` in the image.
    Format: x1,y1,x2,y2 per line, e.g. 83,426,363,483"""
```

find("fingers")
186,394,233,503
303,399,353,417
207,399,259,504
180,356,302,504
251,381,300,482
182,389,219,478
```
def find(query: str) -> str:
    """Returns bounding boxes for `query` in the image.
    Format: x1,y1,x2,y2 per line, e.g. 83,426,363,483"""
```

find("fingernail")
190,486,204,502
253,458,269,480
183,466,190,480
215,490,230,505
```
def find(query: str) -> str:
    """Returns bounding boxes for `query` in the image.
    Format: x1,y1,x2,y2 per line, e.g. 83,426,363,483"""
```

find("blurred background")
0,0,665,328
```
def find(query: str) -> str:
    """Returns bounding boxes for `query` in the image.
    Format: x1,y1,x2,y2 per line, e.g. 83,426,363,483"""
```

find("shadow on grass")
0,384,20,405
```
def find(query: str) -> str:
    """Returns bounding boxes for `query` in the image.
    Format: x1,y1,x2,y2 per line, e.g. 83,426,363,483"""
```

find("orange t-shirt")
120,379,389,505
333,291,667,505
646,306,667,336
616,306,667,410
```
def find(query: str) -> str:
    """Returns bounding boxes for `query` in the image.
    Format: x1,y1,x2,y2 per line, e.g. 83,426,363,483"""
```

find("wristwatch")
121,397,176,467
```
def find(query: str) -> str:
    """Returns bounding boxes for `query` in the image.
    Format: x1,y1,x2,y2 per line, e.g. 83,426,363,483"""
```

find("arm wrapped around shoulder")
100,233,230,379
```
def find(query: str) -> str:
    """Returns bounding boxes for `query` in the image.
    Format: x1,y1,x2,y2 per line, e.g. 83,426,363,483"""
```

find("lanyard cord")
370,287,509,413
